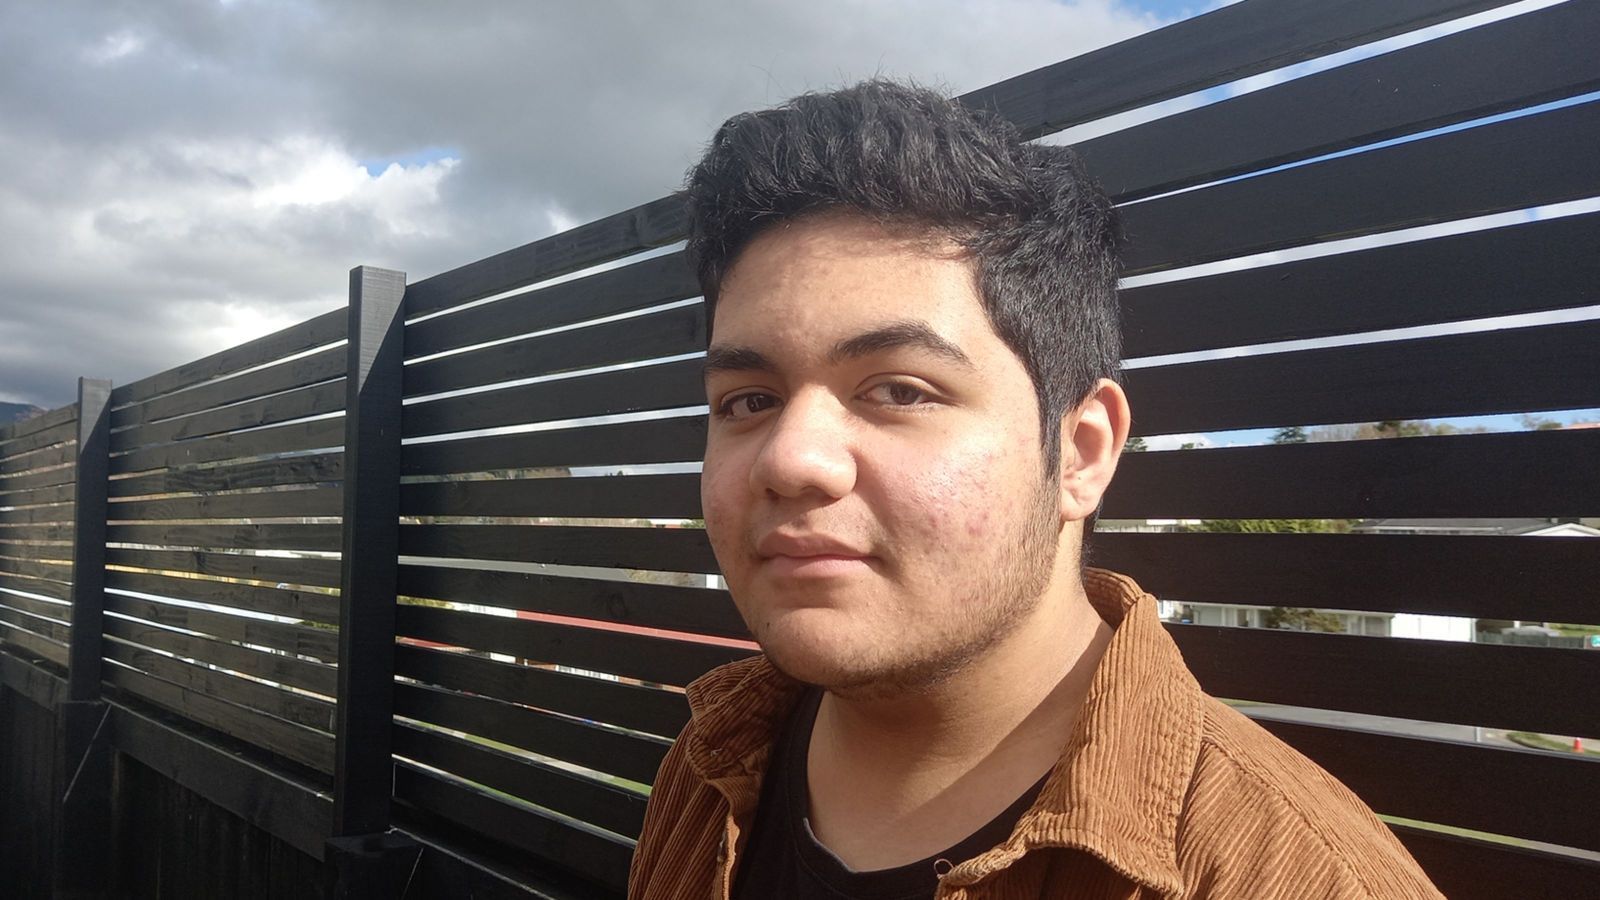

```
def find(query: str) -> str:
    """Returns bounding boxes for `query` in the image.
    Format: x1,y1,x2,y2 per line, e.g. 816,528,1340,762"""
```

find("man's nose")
748,389,857,501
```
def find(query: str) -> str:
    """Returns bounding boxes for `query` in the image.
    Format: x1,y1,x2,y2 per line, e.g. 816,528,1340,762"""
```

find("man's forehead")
703,319,977,379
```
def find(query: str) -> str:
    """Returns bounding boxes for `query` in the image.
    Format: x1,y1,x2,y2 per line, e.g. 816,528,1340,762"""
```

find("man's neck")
804,583,1114,871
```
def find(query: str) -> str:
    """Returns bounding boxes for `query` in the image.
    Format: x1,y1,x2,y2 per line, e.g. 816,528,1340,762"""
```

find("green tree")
1264,607,1346,633
1272,426,1307,444
1124,435,1147,452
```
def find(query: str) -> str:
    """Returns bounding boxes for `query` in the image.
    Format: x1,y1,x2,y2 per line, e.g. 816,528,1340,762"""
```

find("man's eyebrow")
702,346,776,379
828,320,974,369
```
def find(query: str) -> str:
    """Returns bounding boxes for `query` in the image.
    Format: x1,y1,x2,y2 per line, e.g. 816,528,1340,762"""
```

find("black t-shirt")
731,689,1047,900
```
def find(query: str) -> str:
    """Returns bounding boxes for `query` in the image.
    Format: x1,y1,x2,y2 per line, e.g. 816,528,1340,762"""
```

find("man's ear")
1058,379,1132,523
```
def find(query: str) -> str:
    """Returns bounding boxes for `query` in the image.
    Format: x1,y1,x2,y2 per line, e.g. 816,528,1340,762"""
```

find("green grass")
1506,731,1600,756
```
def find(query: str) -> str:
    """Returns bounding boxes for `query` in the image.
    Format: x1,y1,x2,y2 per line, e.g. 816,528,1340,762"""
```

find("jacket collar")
680,568,1201,897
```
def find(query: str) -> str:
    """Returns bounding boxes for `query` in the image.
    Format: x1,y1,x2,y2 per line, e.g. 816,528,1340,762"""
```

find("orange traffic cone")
1575,737,1585,753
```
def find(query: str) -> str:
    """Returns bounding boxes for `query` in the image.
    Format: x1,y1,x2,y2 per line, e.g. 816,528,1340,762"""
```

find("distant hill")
1,401,45,426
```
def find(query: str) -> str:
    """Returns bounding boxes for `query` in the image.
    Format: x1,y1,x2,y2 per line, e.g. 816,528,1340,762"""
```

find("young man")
629,81,1442,899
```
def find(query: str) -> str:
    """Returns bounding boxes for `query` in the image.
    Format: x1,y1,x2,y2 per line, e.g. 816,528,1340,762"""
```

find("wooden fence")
2,0,1598,896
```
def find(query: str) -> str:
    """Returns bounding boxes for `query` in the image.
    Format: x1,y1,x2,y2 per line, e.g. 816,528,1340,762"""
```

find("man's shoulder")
1174,697,1442,899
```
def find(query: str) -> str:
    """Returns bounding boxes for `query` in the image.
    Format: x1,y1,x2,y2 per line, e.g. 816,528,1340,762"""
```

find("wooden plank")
103,638,336,733
106,523,344,554
0,646,68,709
396,564,748,639
0,441,74,475
0,592,70,624
112,307,346,407
105,548,343,589
1121,212,1600,359
1168,624,1600,736
107,700,334,861
1253,717,1600,853
113,346,344,430
0,618,69,667
109,451,342,498
0,481,75,508
403,357,703,439
107,485,343,521
1104,429,1600,519
395,644,690,740
104,592,339,662
399,523,720,574
103,614,338,696
400,472,702,520
393,723,647,839
0,501,74,525
1089,533,1594,624
394,604,750,688
0,572,72,602
0,554,73,582
0,402,77,442
105,569,340,626
961,0,1511,140
402,415,706,478
1120,99,1600,275
393,680,670,787
1393,825,1600,900
405,196,688,319
1124,319,1600,436
0,464,75,492
71,378,112,704
407,250,700,360
111,381,345,451
103,663,336,774
0,416,77,458
0,534,74,560
393,764,634,894
109,417,344,474
406,304,704,398
0,604,70,642
1080,1,1600,202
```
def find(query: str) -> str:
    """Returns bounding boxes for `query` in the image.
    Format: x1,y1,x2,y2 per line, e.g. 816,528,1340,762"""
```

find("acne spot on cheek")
966,508,990,538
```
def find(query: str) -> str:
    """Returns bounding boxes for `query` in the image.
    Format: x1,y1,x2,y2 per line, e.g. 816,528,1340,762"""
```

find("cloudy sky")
0,0,1228,410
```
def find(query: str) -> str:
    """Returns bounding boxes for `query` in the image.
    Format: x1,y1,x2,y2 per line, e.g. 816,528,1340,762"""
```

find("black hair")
684,79,1122,474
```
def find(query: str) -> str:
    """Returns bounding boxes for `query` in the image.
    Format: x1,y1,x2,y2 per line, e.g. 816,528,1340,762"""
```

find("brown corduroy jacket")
628,568,1443,899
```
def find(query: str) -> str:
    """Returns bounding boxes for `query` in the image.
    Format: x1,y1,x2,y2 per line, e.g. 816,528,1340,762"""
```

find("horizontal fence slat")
393,763,633,894
107,523,344,554
110,417,344,474
0,502,74,526
1120,211,1600,359
0,603,70,642
103,637,336,733
1121,99,1600,275
0,441,74,476
405,196,688,319
406,250,700,360
405,303,704,398
1104,429,1600,519
112,308,345,407
401,415,706,478
110,451,342,499
393,680,669,787
1253,716,1600,853
399,523,720,574
0,403,77,443
108,701,333,861
112,381,345,451
397,564,748,639
1080,0,1600,202
105,569,340,626
0,554,73,583
1393,824,1600,900
393,723,647,839
403,358,703,439
112,346,345,430
106,547,342,589
401,473,703,521
395,603,749,688
0,592,70,624
0,619,69,667
0,481,76,508
104,592,338,663
963,0,1511,140
1089,534,1594,624
1169,624,1600,735
0,417,77,458
108,486,344,521
104,613,337,696
1125,319,1600,436
104,663,335,774
395,643,690,739
0,572,73,602
0,464,75,492
0,645,68,707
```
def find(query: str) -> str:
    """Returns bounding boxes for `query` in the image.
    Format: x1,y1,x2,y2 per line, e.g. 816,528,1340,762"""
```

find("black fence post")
326,266,420,898
54,377,112,898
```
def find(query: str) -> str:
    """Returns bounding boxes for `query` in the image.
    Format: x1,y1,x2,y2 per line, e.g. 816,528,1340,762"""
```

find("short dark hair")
684,79,1122,473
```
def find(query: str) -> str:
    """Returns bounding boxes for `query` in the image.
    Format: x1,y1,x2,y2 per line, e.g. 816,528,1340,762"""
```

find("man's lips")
754,533,876,578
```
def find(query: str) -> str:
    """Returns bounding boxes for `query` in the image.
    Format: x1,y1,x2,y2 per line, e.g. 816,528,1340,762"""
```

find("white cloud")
1141,433,1212,450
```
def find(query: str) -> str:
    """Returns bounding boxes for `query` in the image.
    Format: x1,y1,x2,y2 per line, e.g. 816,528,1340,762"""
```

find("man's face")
701,213,1068,697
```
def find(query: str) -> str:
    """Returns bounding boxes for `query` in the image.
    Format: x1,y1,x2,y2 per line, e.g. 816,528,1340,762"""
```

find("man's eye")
864,381,929,407
716,392,780,420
